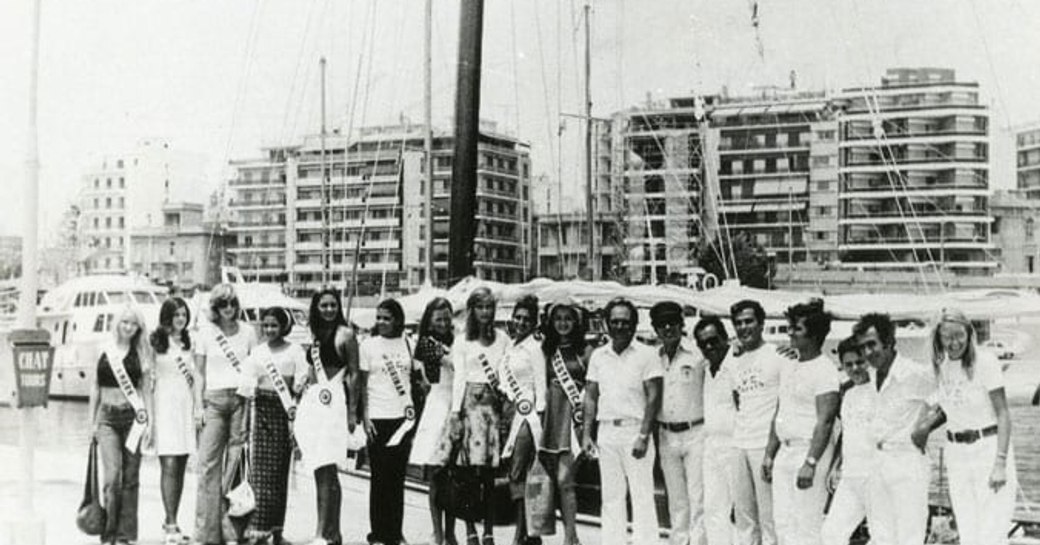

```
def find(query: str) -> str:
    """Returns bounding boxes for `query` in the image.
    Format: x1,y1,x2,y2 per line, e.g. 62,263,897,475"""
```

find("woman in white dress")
409,297,458,545
915,308,1017,545
294,288,359,545
148,297,196,545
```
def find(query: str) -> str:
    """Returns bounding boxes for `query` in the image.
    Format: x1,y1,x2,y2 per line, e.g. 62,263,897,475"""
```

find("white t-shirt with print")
935,351,1003,431
731,343,787,449
195,323,258,391
587,341,664,422
240,341,309,393
775,353,841,442
359,335,418,419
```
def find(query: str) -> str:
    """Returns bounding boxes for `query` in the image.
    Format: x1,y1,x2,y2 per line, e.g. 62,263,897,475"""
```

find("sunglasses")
215,299,238,309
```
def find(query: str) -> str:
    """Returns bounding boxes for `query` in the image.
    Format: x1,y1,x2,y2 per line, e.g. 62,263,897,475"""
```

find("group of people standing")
87,281,1020,545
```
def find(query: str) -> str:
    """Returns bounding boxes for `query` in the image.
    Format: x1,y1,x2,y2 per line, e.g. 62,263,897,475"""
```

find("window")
119,177,125,188
169,242,175,256
94,198,99,209
105,197,112,209
816,181,830,191
118,217,124,228
93,314,106,332
116,159,124,168
812,156,831,167
105,217,112,228
106,178,112,188
93,218,99,228
94,179,99,188
1027,218,1035,241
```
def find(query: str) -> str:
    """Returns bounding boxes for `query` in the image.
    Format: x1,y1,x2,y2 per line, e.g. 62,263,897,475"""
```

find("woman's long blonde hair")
113,304,153,372
465,287,497,342
930,308,976,380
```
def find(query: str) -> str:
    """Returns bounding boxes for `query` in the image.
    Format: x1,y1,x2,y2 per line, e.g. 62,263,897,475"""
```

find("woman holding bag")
359,298,426,545
148,297,196,544
239,307,308,545
88,305,152,545
437,287,510,545
193,284,258,545
538,302,591,545
408,297,460,545
295,288,359,545
498,295,546,545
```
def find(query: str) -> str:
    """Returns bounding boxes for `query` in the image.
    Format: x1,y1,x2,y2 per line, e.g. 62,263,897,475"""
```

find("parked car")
983,339,1015,360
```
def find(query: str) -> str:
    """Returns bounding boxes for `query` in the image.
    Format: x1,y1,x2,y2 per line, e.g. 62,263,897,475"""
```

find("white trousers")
703,436,739,545
771,442,833,545
598,424,659,545
946,438,1017,545
659,426,706,545
866,450,929,545
820,474,869,544
731,447,775,545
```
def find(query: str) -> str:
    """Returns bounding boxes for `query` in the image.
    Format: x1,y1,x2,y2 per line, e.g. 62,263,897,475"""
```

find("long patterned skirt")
246,390,293,537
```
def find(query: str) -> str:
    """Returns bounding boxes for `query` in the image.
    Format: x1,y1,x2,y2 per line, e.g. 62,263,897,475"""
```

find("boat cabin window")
61,321,69,344
133,291,155,304
93,313,114,333
243,309,258,322
74,293,83,307
106,291,129,305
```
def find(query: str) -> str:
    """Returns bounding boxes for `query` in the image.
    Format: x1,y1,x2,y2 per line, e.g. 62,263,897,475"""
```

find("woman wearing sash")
148,297,196,545
498,295,546,545
239,307,308,545
359,298,425,545
538,302,590,545
295,288,359,545
89,305,152,545
410,297,459,545
194,284,259,545
440,287,510,545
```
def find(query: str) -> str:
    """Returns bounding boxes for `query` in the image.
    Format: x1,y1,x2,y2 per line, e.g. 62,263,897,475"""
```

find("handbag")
225,402,256,518
437,435,484,522
524,459,557,536
76,438,107,536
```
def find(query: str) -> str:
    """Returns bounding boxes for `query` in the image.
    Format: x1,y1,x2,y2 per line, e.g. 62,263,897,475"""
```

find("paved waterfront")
1,356,1038,545
0,400,615,545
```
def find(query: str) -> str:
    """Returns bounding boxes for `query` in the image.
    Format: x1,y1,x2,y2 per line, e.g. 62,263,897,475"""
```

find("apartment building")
837,68,996,274
77,139,209,274
228,122,532,297
1017,125,1040,198
129,202,231,290
534,211,621,280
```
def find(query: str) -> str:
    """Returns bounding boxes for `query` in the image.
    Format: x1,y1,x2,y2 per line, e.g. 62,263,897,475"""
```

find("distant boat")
35,274,168,400
188,267,311,348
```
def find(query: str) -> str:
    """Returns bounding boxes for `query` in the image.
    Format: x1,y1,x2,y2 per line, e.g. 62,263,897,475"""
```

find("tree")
696,231,775,289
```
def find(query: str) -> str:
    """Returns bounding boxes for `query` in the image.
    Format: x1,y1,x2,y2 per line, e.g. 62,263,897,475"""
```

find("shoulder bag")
75,438,106,535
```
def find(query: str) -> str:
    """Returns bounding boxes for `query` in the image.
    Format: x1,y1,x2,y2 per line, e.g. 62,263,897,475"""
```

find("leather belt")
659,418,705,433
946,425,997,444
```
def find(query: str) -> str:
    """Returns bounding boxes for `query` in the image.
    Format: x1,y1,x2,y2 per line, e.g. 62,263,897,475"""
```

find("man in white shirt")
821,337,874,545
652,301,706,545
728,299,785,545
695,316,738,545
583,298,664,545
763,301,840,545
853,313,937,545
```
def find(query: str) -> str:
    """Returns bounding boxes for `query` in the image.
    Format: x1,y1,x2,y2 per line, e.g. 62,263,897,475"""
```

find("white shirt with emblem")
658,340,705,424
775,353,841,442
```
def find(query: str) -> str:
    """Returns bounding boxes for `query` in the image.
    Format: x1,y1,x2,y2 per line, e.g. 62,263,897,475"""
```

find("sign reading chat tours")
9,329,54,408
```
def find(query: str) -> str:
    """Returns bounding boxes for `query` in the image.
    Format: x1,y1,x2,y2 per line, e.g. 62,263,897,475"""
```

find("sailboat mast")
423,0,435,287
448,0,484,282
320,57,330,287
584,2,596,281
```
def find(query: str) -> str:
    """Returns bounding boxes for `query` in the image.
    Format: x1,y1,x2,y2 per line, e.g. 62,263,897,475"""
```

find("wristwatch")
637,432,650,441
805,456,818,468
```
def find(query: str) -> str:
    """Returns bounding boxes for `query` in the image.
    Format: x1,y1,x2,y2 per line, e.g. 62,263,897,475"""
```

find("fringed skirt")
247,390,293,536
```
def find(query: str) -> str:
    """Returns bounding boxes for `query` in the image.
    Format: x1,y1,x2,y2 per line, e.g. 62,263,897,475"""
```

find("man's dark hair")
785,299,832,347
693,316,729,342
649,301,683,328
730,299,765,324
603,297,639,328
836,336,859,360
853,313,896,347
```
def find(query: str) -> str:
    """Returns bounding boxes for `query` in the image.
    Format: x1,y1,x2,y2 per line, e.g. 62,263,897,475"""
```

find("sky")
1,0,1039,241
